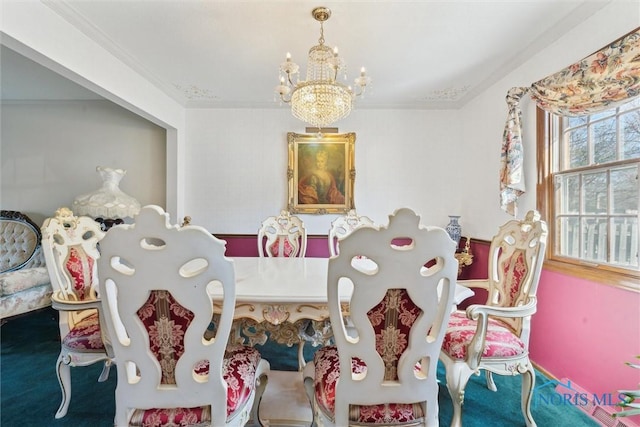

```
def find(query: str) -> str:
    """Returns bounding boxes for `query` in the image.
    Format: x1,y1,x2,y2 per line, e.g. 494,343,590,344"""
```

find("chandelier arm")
279,93,292,104
286,72,296,87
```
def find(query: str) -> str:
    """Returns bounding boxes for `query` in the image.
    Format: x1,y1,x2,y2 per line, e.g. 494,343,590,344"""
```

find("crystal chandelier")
275,7,370,129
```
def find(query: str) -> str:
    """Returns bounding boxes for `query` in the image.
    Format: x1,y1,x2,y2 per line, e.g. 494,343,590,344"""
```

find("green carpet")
1,307,599,426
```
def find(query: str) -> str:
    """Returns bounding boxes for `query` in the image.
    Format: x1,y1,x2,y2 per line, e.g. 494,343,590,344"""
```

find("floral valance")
500,28,640,216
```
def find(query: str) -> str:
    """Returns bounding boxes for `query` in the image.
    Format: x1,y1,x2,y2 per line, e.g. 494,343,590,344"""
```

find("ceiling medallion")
174,84,218,100
424,85,471,101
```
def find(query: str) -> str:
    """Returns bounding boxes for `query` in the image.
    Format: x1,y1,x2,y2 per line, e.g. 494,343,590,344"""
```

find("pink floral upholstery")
134,290,262,424
65,246,95,300
201,345,262,418
313,347,424,424
61,312,105,352
502,249,527,306
442,312,526,359
137,290,194,384
368,289,420,380
312,289,426,424
258,210,306,258
130,406,210,427
269,238,295,257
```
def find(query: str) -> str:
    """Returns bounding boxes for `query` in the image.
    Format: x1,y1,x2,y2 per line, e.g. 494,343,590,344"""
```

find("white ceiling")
0,0,613,109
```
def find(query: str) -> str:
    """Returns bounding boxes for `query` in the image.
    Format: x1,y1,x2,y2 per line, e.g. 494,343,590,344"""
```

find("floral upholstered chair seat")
130,348,261,426
61,311,104,352
127,291,265,426
98,206,269,427
303,208,459,427
311,288,428,425
442,312,526,359
439,210,548,427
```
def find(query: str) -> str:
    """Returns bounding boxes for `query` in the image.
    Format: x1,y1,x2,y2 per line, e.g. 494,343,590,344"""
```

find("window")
538,98,640,290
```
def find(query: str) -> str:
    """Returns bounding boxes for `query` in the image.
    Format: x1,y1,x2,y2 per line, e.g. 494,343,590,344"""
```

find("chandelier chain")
318,21,325,46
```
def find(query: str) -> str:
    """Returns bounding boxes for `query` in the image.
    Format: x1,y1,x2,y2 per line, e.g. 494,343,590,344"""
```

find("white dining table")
210,257,473,334
213,256,475,422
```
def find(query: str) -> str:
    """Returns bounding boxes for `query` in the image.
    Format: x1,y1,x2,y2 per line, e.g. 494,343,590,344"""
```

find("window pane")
582,217,607,262
621,110,640,159
620,97,640,112
567,116,587,128
612,217,639,267
611,166,639,215
567,128,588,168
557,216,580,258
583,171,607,214
593,117,616,163
557,174,580,214
591,110,615,121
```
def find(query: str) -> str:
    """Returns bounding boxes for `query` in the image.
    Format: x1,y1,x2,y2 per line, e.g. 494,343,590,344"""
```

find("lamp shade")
73,166,140,219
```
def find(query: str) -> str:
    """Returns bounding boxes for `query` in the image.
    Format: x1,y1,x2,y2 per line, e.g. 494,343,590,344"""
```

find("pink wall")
220,235,640,409
530,269,640,398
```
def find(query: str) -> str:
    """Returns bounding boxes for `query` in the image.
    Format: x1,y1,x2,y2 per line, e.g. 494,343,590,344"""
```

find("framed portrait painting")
287,132,355,214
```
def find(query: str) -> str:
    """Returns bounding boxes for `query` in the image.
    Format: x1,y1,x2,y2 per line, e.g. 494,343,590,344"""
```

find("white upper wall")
185,108,463,234
1,100,167,226
2,0,637,238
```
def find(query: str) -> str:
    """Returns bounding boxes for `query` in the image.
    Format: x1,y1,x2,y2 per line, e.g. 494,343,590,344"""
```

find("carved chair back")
97,205,267,426
484,210,548,339
258,210,307,258
41,207,105,318
328,209,376,257
311,208,458,426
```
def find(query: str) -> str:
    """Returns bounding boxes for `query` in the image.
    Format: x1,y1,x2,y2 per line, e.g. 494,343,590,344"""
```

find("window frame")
537,107,640,292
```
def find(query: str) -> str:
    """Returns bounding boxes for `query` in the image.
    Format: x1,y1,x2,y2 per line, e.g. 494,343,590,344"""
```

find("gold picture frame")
287,132,355,214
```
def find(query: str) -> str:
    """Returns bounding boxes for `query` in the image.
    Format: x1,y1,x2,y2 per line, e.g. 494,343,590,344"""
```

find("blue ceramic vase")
446,215,462,246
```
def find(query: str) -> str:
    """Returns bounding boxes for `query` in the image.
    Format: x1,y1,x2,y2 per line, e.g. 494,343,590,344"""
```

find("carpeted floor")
1,307,600,426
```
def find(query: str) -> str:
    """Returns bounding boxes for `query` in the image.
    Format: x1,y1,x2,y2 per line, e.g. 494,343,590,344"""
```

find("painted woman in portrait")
298,149,345,205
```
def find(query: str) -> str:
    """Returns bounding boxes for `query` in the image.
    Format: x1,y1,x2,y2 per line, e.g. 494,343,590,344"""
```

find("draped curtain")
499,28,640,216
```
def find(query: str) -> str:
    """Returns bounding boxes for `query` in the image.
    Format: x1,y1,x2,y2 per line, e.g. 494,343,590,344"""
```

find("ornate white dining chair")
303,208,458,426
257,210,307,258
97,205,269,427
328,209,376,257
439,210,548,427
40,207,110,419
257,210,308,368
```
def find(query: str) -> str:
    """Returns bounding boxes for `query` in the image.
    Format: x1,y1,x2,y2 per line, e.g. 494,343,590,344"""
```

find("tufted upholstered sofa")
0,210,52,320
